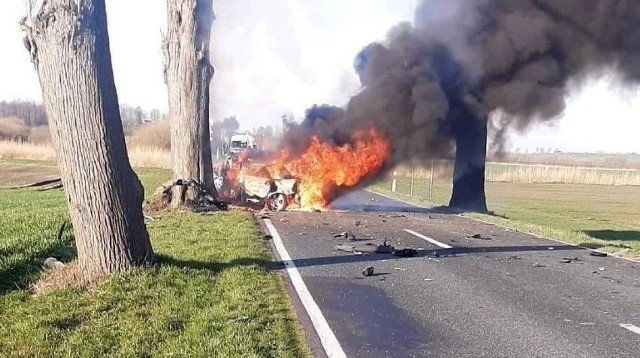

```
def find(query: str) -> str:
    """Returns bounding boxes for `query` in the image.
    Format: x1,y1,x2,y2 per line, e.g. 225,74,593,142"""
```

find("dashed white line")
263,219,347,358
620,323,640,336
404,229,453,249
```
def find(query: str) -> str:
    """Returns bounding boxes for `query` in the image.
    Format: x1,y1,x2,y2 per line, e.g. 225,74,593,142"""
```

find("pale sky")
0,1,638,154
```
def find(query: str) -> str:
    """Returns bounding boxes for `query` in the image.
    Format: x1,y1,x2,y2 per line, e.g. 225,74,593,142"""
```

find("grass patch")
370,178,640,257
0,165,308,357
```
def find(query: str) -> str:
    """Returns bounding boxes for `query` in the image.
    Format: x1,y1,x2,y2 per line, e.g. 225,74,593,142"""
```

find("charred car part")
215,169,301,211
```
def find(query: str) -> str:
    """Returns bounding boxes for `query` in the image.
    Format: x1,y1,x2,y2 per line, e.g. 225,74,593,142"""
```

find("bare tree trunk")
163,0,216,208
21,0,154,280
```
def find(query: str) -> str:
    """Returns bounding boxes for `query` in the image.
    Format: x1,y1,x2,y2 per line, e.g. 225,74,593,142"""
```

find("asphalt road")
259,190,640,358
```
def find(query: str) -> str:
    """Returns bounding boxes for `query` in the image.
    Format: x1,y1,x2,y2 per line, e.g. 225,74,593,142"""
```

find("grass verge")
370,178,640,258
0,165,308,357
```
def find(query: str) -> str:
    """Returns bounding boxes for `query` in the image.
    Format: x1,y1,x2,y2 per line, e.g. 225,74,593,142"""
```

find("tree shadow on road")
287,244,582,269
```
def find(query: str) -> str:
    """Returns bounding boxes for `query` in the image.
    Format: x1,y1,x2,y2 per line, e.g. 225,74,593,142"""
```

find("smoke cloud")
280,0,640,166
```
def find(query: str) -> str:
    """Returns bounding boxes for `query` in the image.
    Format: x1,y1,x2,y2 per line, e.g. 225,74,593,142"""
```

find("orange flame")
217,128,391,210
275,128,391,209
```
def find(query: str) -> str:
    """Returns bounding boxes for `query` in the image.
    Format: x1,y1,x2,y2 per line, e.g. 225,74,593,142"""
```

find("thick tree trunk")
163,0,216,208
448,111,489,213
21,0,154,280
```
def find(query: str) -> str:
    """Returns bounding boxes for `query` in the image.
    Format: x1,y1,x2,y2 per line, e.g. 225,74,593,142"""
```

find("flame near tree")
219,128,391,210
274,128,391,208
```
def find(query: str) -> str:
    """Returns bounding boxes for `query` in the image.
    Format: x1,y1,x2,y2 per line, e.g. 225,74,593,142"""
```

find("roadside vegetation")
0,162,308,357
371,176,640,258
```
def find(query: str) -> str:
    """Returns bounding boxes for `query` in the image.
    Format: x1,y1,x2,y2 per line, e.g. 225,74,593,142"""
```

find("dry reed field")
0,141,170,169
391,161,640,186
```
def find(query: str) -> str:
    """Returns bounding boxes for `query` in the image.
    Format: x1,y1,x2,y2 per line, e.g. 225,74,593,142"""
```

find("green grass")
0,165,308,357
371,177,640,257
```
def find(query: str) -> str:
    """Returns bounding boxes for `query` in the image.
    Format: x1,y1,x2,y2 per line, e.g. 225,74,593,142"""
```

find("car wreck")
214,161,301,211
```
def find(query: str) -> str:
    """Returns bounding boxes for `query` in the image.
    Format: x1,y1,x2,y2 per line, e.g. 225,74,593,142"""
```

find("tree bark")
448,110,489,213
21,0,155,280
163,0,216,208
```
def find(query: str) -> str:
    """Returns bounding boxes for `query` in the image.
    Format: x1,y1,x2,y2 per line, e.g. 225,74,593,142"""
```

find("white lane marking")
620,323,640,336
264,219,347,358
404,229,453,249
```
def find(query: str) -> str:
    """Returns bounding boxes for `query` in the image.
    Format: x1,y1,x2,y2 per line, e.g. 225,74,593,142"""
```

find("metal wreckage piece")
163,179,228,213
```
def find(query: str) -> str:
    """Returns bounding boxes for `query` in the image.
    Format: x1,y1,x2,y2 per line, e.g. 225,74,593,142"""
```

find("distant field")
0,140,170,169
495,152,640,170
371,177,640,257
391,161,640,186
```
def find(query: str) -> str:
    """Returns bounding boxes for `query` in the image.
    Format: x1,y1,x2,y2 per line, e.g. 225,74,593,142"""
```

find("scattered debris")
561,257,581,263
533,262,546,268
394,267,406,271
263,234,273,240
355,220,362,226
148,179,228,213
424,278,434,281
467,233,491,240
362,266,374,276
548,247,555,250
43,257,65,270
333,231,359,241
393,248,418,257
508,255,522,260
335,241,394,254
598,267,606,271
590,251,608,257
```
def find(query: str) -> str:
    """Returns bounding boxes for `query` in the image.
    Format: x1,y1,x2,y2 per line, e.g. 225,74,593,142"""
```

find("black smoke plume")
279,0,640,208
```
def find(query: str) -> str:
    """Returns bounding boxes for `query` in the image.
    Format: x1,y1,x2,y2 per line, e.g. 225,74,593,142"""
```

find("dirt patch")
0,162,59,187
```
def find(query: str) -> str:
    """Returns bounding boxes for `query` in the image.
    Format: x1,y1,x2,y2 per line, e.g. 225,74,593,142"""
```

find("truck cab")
228,134,256,156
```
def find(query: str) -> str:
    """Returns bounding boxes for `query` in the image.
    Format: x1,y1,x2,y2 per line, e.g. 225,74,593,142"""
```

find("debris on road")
334,231,357,241
362,266,375,276
335,241,394,254
466,233,491,240
508,255,523,260
424,278,434,281
533,262,546,268
263,234,273,240
355,220,362,226
590,251,608,257
394,267,406,271
561,257,581,263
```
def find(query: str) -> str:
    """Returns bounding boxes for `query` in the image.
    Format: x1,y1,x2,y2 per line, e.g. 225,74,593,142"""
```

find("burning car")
214,165,301,211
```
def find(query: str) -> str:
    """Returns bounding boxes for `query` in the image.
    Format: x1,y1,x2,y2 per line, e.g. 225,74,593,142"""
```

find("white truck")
228,134,256,156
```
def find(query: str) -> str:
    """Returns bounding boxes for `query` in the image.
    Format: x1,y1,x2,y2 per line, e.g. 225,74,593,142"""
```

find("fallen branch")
9,178,62,189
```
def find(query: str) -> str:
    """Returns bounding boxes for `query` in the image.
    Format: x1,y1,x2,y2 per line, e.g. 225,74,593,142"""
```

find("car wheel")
267,193,287,211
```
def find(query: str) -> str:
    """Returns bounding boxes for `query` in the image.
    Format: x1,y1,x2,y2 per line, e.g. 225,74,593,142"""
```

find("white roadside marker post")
391,171,397,193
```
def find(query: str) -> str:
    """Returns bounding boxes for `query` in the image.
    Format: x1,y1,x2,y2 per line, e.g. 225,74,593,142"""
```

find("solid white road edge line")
263,219,347,358
619,323,640,336
404,229,453,249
